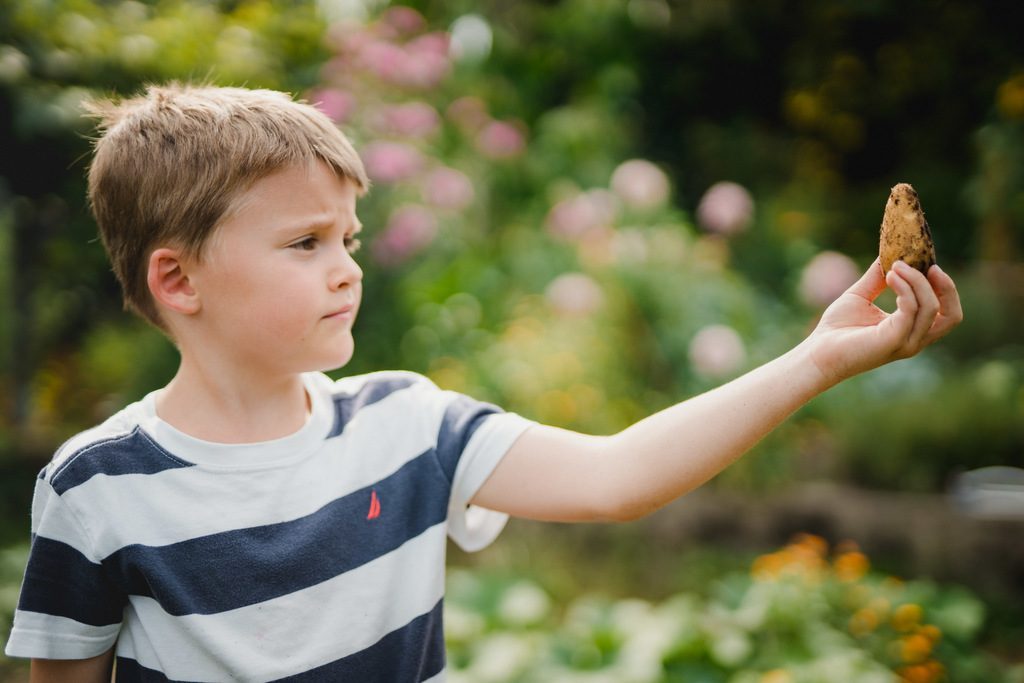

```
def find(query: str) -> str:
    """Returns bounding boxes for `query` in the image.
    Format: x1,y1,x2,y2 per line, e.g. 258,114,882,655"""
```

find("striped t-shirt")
5,371,534,681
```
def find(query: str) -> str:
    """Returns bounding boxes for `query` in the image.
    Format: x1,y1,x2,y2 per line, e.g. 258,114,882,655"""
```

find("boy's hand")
806,258,963,388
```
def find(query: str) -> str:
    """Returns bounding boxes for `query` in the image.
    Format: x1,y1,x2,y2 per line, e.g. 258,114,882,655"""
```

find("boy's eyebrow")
279,216,363,234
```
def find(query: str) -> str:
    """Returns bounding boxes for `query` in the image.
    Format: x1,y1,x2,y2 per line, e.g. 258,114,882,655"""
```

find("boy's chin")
312,347,355,373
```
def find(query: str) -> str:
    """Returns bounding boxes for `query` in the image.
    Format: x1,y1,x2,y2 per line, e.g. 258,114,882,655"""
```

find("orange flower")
892,603,923,632
834,551,870,582
792,533,829,557
760,670,792,683
849,607,880,638
899,633,934,664
752,552,787,580
918,624,942,644
897,660,944,683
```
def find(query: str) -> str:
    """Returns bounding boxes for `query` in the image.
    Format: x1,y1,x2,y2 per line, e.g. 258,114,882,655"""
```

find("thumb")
844,258,887,303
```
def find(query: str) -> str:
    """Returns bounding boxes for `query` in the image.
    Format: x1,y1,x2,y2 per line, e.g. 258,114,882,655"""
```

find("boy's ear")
147,247,201,316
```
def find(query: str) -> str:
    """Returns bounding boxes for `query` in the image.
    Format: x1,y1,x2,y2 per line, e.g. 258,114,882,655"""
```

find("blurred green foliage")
0,0,1023,672
2,0,1021,482
3,0,1020,501
443,535,1021,682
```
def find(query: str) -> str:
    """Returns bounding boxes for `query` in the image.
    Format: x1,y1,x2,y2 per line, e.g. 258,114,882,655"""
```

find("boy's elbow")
602,495,660,523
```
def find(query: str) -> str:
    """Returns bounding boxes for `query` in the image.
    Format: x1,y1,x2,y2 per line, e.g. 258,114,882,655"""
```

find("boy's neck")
155,356,312,444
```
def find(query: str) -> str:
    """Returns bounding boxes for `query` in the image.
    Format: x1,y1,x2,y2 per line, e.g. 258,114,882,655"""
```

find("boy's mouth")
323,304,356,320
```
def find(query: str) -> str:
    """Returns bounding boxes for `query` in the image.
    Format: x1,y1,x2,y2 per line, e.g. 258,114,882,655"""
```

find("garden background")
1,0,1022,680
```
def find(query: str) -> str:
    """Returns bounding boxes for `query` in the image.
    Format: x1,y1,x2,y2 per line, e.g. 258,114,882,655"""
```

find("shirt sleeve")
4,475,124,660
431,390,535,552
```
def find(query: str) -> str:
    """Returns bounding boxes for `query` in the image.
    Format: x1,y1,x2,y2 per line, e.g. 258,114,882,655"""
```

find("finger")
845,258,887,302
928,264,963,324
922,264,964,344
894,261,940,348
884,267,918,349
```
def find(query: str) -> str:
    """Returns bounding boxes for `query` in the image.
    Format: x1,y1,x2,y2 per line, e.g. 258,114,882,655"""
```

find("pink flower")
392,33,451,89
610,159,670,210
408,32,449,57
380,6,426,36
476,120,526,159
688,324,746,378
447,96,489,132
422,167,475,210
358,39,408,83
306,88,355,123
324,21,371,55
545,273,604,316
372,205,438,267
799,251,861,308
360,141,424,183
545,190,617,241
373,101,440,138
696,181,754,235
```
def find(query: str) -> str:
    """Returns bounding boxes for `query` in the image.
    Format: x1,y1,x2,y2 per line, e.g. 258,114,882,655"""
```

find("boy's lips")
324,303,356,320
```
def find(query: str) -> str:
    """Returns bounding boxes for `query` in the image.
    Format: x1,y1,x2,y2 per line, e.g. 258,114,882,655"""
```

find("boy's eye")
291,236,318,251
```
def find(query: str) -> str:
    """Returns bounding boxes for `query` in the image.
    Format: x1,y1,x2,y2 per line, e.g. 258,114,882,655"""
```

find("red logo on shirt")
367,490,381,520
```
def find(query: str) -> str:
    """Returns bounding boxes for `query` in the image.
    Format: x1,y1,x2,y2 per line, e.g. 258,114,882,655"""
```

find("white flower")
610,159,670,210
688,325,746,378
497,580,551,626
467,633,534,683
545,273,604,316
449,14,493,63
443,603,486,642
546,190,618,241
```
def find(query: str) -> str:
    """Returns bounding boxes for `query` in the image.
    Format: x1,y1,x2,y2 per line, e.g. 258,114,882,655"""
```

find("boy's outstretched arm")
472,259,962,522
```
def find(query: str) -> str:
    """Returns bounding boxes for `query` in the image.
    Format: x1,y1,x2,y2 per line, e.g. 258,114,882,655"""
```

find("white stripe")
4,611,120,659
117,522,448,682
447,413,534,552
64,387,451,557
30,481,96,559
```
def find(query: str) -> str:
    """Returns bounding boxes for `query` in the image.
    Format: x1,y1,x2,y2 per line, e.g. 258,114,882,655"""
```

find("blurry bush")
0,0,329,459
444,535,1021,683
1,0,1021,504
0,544,28,679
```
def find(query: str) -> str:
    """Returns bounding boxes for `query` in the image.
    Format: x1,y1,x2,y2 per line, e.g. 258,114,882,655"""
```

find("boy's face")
185,161,363,375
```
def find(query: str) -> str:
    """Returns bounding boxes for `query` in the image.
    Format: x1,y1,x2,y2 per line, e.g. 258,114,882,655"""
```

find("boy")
5,83,961,682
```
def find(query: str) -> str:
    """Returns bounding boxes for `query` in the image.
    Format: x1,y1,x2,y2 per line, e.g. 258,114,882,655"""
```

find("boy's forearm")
601,339,829,520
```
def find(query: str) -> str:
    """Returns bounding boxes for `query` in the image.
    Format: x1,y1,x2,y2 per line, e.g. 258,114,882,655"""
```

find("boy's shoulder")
327,369,436,396
322,369,451,434
41,393,185,494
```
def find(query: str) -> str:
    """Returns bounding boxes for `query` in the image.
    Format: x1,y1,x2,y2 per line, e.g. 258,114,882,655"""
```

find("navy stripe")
18,536,125,626
105,450,451,616
113,600,445,682
435,395,502,483
327,376,420,438
114,657,178,682
51,427,194,494
274,598,446,682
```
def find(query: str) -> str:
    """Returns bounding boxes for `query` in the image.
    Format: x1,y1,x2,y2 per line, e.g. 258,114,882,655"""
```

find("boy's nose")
330,249,363,290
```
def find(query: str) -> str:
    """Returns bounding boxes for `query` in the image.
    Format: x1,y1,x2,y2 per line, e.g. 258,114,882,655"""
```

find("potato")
879,182,937,274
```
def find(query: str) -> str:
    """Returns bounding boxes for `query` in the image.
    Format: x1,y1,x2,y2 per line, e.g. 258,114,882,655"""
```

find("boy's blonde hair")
85,82,369,331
